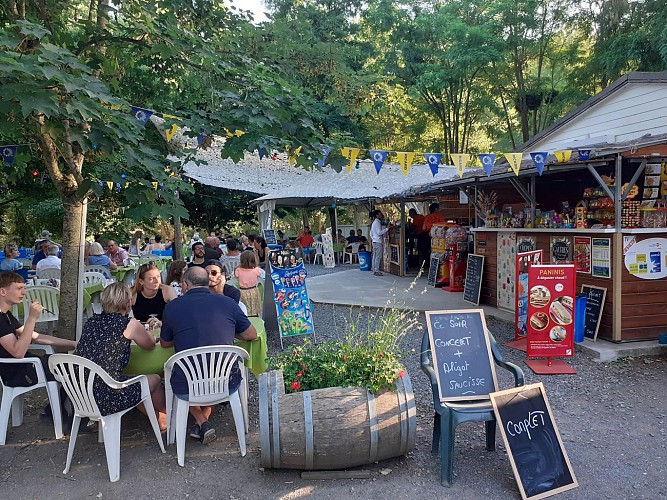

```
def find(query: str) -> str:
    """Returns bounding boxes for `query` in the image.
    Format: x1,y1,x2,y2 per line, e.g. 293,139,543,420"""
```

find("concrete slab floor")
307,268,667,362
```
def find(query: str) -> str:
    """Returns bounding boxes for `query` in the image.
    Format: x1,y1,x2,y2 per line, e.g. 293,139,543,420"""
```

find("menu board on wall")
591,238,611,278
497,232,517,311
517,235,536,254
516,250,543,340
573,237,591,273
527,264,576,359
550,236,573,263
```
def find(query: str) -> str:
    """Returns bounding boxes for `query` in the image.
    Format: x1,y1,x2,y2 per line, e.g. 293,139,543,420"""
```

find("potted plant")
258,306,421,470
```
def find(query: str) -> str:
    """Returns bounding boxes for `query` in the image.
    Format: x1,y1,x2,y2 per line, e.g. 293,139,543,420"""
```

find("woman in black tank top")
131,262,177,323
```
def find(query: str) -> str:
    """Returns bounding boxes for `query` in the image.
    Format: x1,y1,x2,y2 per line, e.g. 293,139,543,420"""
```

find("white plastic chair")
0,345,63,445
22,286,59,325
237,301,248,316
84,265,110,279
83,271,106,287
48,354,165,482
164,345,249,466
36,268,61,280
343,242,361,264
312,241,325,265
32,278,60,287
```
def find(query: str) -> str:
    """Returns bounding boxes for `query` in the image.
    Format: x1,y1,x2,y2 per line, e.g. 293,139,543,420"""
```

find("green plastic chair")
420,329,524,486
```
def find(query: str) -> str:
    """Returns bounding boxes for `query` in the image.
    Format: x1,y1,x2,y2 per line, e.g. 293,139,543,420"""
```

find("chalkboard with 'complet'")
581,285,606,342
463,254,484,305
490,383,578,500
425,309,498,401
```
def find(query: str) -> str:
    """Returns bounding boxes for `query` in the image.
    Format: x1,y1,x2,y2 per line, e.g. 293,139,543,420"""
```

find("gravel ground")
1,263,666,499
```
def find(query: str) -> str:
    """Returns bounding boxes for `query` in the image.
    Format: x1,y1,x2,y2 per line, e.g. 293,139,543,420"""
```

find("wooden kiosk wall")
473,228,667,342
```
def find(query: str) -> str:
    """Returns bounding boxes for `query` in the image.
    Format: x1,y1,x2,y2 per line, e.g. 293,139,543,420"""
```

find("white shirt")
370,219,389,243
36,255,61,271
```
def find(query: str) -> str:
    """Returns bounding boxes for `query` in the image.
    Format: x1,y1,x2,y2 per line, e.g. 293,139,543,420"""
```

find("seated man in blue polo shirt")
160,266,256,444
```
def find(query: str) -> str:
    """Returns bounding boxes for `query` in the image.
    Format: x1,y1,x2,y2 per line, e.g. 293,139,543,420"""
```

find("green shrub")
270,305,421,394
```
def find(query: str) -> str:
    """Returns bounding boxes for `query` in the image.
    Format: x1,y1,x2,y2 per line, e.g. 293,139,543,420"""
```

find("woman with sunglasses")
204,260,241,304
131,262,177,327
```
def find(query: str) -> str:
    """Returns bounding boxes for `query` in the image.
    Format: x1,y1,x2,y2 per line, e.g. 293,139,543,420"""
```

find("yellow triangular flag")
450,153,471,178
288,145,302,166
343,147,361,173
165,124,179,142
504,153,523,176
554,150,572,162
397,152,416,176
152,181,158,190
106,181,114,190
125,183,129,189
235,130,245,137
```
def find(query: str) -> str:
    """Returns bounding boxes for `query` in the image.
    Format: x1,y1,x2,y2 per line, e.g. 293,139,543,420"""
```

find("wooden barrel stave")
259,370,416,470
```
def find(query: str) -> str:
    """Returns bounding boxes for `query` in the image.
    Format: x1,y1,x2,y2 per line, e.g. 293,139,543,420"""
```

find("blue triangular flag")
1,145,17,166
423,153,442,176
369,150,388,174
477,154,496,176
578,149,591,161
258,147,266,160
197,128,207,147
131,106,153,124
530,151,548,175
317,147,331,168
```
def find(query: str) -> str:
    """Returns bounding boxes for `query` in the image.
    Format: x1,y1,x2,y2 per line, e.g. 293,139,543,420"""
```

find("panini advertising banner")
527,264,575,358
269,248,314,338
515,250,543,340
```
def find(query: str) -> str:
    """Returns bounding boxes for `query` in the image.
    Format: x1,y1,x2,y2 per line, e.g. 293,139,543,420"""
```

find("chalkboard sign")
263,229,277,245
427,256,440,287
425,309,498,402
581,285,606,342
490,383,578,500
463,254,484,305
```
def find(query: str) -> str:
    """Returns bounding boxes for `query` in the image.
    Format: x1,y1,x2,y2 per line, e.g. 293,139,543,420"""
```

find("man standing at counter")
370,210,391,276
160,267,256,444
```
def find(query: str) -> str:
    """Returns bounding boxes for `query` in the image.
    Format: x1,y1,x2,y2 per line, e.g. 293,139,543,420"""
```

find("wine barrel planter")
258,370,416,470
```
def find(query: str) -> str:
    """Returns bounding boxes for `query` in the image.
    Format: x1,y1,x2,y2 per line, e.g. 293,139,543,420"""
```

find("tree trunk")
58,196,87,341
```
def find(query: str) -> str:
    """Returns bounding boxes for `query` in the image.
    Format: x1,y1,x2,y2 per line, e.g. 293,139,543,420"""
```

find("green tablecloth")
124,317,268,377
110,266,135,282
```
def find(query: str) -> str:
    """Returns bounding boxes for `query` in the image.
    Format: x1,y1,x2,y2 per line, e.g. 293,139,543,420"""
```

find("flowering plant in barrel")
270,304,421,394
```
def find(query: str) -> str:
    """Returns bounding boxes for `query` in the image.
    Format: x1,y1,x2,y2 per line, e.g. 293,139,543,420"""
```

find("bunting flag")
317,147,331,168
530,151,549,175
151,181,158,190
504,153,523,176
342,147,361,173
130,106,153,124
258,147,266,160
162,114,180,142
288,145,302,166
106,181,114,190
396,152,415,176
424,153,442,176
477,154,496,176
116,182,122,192
554,150,572,162
224,128,245,138
197,129,207,147
1,145,17,166
450,153,471,178
370,150,389,174
578,149,591,161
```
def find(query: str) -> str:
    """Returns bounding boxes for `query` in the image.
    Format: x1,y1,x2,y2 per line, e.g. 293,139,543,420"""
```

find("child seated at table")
234,251,263,317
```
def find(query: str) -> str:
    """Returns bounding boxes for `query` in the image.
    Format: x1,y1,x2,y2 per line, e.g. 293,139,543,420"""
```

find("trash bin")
359,251,371,271
574,294,587,343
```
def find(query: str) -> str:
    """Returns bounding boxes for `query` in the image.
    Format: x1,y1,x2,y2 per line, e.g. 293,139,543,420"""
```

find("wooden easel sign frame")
425,309,499,402
490,383,578,500
580,284,607,342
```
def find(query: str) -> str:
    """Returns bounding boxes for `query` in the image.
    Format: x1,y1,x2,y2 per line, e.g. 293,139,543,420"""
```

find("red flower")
291,381,301,391
296,371,303,378
398,369,406,379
